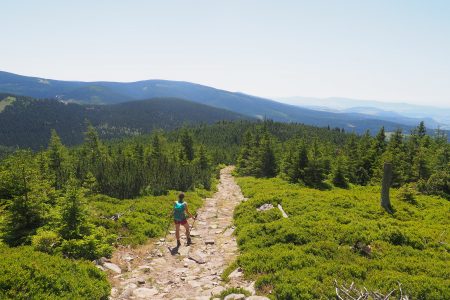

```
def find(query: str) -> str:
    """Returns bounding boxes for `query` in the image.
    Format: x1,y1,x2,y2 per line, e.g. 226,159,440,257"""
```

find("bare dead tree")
334,280,409,300
381,162,393,213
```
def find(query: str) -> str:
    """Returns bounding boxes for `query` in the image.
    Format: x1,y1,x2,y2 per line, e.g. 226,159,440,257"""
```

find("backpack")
173,201,186,221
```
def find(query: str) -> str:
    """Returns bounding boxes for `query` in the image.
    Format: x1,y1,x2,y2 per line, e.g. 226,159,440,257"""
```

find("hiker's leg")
182,222,190,239
175,223,181,241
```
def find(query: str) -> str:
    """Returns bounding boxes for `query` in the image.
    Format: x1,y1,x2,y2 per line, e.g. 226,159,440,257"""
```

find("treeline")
236,121,449,198
0,124,213,260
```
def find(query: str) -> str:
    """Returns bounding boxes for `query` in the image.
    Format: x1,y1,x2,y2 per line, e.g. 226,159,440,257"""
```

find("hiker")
173,192,195,247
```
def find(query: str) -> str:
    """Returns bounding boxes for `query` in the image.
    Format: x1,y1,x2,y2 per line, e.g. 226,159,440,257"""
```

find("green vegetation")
211,287,251,300
0,245,110,300
0,95,15,112
236,122,449,199
0,124,217,298
234,176,450,299
0,117,447,299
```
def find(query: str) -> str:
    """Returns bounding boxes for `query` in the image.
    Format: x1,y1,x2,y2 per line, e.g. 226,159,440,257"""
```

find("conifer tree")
304,139,326,187
332,156,349,188
236,131,253,175
59,177,90,240
180,130,195,162
417,121,426,139
259,132,277,178
47,130,69,190
2,151,54,246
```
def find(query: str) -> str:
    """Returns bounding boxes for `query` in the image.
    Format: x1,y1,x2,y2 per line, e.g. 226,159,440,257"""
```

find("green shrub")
31,230,60,254
213,287,251,299
426,171,450,198
60,228,114,260
397,184,417,204
0,245,110,300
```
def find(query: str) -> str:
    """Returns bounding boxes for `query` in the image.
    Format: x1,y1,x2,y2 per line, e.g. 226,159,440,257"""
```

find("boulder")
211,285,225,295
119,283,137,298
103,262,121,274
190,230,200,237
257,203,274,212
228,267,243,279
188,250,207,264
132,287,159,298
224,294,246,300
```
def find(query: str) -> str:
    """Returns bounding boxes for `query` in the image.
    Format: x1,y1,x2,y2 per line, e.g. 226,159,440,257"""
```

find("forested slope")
0,94,249,149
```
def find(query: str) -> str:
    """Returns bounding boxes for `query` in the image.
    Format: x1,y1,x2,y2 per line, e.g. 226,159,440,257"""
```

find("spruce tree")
47,130,68,190
180,130,195,162
60,178,90,240
332,157,349,188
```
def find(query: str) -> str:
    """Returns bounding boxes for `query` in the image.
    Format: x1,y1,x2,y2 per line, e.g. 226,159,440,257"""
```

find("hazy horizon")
2,1,450,107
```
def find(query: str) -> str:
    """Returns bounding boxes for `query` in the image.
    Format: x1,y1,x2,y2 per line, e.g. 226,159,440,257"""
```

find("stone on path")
228,267,243,279
119,283,137,298
103,262,121,274
190,230,200,237
151,257,167,265
188,250,207,264
224,294,246,300
132,287,159,298
205,239,215,245
246,296,271,300
210,285,225,295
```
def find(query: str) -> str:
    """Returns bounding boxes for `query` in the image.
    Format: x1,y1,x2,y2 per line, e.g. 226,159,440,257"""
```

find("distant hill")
278,96,450,130
0,94,249,149
0,71,427,135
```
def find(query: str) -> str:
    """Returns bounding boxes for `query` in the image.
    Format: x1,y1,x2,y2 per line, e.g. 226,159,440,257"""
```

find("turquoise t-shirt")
174,201,187,221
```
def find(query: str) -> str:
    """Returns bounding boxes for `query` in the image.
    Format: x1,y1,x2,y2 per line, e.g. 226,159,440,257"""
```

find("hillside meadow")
234,176,449,299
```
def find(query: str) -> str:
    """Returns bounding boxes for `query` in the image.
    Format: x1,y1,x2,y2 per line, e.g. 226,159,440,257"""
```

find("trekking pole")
190,213,198,230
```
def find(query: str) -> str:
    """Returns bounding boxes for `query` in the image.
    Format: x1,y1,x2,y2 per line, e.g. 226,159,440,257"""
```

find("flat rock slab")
224,294,246,300
246,296,271,300
151,257,167,265
188,250,207,264
228,268,243,279
133,287,159,298
103,262,121,274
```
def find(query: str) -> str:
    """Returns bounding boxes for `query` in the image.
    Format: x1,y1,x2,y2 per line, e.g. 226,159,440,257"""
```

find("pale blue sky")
2,0,450,107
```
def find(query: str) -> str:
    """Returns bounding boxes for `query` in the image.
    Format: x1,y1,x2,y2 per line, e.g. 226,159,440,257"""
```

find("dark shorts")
174,219,187,225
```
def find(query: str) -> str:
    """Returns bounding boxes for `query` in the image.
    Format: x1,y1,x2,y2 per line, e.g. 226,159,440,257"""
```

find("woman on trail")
173,192,194,247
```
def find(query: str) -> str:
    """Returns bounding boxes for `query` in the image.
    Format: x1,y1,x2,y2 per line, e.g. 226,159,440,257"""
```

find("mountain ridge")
0,71,438,135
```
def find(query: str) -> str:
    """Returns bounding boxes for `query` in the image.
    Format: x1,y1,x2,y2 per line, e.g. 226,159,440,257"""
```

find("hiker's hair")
178,192,185,202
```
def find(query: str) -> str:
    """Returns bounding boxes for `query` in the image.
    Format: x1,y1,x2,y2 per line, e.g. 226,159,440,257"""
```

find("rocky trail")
106,166,268,300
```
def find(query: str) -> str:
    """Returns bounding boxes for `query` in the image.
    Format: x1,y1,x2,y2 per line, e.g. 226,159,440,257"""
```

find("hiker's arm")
185,204,194,219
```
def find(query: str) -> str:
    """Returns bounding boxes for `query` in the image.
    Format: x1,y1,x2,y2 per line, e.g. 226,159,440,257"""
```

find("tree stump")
381,162,393,213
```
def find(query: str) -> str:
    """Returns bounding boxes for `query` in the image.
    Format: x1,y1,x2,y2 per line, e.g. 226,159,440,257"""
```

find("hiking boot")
176,240,181,248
